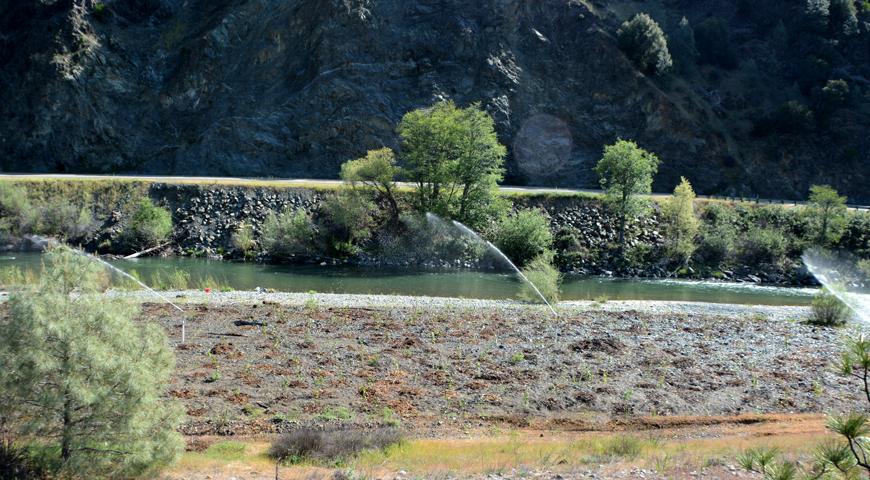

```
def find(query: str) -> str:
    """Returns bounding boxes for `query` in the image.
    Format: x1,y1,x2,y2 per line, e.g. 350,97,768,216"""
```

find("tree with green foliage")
0,246,183,478
617,13,673,75
595,140,660,251
340,147,402,220
317,192,376,257
261,208,315,260
398,101,506,228
661,177,699,266
809,184,848,245
805,0,832,32
815,79,850,116
830,0,859,35
669,17,698,74
126,197,173,250
493,209,553,268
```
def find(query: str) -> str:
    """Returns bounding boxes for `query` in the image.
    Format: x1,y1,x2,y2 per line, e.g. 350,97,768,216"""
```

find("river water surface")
1,253,818,306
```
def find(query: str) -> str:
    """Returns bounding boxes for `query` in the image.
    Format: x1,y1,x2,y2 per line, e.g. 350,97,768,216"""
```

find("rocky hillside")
1,0,869,201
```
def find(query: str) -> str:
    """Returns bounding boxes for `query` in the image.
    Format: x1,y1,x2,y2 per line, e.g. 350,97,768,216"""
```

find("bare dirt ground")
139,299,859,437
5,295,856,479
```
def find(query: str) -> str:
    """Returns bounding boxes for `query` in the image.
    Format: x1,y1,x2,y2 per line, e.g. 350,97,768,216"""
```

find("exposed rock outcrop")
1,0,868,201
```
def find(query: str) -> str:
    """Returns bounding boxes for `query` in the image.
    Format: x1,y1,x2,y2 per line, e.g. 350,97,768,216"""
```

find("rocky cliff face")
1,0,868,201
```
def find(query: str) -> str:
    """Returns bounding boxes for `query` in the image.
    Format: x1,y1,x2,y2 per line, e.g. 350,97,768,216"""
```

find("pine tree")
617,13,673,75
0,246,184,478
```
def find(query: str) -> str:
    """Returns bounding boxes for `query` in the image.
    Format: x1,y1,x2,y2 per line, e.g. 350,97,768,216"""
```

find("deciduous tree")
595,140,660,252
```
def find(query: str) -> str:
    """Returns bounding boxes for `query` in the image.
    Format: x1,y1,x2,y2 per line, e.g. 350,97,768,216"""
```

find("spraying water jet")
68,248,189,341
802,248,870,324
425,213,558,316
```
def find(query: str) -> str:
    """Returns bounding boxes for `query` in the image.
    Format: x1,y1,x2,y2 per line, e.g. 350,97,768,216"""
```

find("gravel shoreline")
110,290,813,322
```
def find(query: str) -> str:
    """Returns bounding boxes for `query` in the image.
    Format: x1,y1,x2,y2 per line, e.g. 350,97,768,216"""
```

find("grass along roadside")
167,419,833,479
1,174,847,208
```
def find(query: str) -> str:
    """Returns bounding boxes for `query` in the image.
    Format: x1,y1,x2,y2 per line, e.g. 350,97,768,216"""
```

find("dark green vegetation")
739,335,870,479
0,247,183,478
2,1,868,201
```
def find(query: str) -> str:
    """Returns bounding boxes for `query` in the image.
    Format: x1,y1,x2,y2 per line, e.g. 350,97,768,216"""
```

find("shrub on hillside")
738,227,787,265
494,209,553,268
617,13,673,75
814,79,850,114
124,198,172,250
261,208,315,260
695,17,737,68
669,16,698,73
269,428,403,463
830,0,859,35
810,290,850,326
519,252,561,304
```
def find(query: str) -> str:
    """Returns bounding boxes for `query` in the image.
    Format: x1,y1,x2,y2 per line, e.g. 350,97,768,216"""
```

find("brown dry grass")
163,414,833,479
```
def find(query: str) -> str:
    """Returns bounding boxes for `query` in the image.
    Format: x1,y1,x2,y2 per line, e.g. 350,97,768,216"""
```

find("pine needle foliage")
0,246,184,478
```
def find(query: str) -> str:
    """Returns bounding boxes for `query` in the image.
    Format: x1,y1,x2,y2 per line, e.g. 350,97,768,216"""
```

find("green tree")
804,0,832,32
595,140,661,251
815,79,850,116
661,177,699,266
126,198,173,250
830,0,859,35
316,192,376,257
398,101,506,227
340,147,402,220
617,13,673,75
809,184,848,244
0,247,183,478
493,209,554,268
670,17,698,74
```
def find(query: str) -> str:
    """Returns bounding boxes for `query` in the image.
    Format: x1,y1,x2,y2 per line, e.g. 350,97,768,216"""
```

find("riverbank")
4,177,867,286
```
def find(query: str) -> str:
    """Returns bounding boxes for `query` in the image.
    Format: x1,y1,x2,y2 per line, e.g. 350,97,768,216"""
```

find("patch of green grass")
317,406,354,422
204,441,249,461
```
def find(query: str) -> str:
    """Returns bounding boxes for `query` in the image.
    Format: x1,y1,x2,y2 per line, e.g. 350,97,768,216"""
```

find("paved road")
1,173,867,209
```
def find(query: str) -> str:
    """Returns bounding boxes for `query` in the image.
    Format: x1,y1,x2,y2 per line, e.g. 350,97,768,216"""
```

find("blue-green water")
0,253,818,306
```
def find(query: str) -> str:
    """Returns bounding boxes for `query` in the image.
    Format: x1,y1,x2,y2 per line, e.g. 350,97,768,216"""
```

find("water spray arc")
71,249,189,342
426,213,558,316
802,248,870,324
